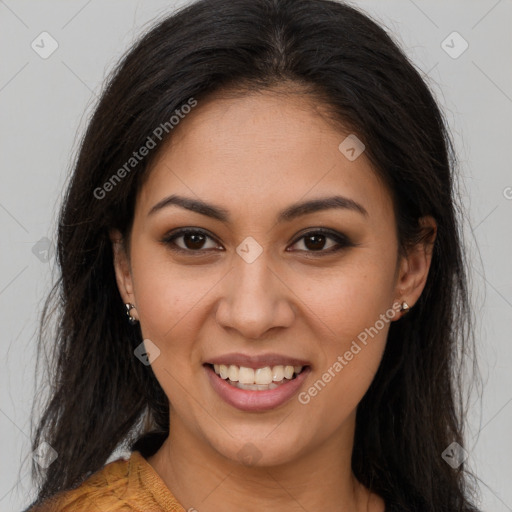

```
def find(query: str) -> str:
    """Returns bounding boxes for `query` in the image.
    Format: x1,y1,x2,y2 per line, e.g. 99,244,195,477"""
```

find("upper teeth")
213,364,303,385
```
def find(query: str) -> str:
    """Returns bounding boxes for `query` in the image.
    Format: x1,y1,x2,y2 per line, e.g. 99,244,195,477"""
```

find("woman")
24,0,482,510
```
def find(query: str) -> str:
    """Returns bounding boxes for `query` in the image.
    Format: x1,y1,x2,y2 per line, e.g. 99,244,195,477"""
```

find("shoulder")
28,451,168,512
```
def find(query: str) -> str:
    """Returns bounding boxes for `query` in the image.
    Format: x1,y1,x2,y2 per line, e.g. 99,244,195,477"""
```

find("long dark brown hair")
24,0,482,510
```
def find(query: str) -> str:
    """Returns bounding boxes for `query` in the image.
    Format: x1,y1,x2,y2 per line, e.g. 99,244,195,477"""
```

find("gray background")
1,1,511,510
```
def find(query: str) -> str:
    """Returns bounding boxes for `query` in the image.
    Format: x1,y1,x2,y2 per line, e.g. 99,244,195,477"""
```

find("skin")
111,87,436,512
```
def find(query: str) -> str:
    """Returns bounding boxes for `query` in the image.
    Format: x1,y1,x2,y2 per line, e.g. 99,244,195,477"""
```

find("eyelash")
160,227,355,257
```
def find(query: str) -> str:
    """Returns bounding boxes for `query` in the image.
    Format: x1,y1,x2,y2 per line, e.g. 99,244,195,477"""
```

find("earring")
400,301,410,314
125,303,139,325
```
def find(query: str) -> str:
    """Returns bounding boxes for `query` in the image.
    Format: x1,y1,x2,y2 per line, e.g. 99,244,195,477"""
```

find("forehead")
136,89,394,226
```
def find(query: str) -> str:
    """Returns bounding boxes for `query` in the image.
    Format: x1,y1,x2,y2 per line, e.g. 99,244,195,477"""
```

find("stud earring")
125,303,139,325
400,301,410,314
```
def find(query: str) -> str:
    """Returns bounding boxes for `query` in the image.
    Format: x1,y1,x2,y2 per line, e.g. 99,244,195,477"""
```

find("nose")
215,251,295,340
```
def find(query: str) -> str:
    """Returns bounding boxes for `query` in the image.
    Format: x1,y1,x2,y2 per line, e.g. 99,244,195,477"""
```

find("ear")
393,216,437,319
110,229,138,320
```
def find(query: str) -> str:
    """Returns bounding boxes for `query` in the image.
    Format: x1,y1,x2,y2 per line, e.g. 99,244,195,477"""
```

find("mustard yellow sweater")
29,450,186,511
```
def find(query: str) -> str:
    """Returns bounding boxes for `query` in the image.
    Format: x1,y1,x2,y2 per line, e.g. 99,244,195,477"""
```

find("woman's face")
113,89,432,467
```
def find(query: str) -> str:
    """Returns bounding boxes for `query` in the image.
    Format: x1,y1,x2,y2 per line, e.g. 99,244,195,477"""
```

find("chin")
209,432,307,468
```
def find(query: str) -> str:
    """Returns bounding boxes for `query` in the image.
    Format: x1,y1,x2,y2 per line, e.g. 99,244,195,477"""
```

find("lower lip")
204,364,310,412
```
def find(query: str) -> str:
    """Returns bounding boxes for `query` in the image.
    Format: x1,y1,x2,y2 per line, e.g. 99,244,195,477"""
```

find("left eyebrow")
147,194,368,223
277,195,368,222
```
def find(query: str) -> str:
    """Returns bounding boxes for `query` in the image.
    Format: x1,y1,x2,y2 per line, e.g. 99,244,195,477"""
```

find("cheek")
293,255,396,409
297,294,392,437
295,253,397,342
128,246,212,356
129,254,212,411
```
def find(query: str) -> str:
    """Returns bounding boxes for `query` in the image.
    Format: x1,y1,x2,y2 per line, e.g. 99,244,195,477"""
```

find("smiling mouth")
206,363,307,391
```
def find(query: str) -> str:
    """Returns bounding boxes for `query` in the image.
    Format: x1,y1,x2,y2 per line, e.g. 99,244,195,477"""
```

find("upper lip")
205,352,310,369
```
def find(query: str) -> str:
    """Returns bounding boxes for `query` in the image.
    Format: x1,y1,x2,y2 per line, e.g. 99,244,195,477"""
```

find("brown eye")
162,228,221,253
180,232,208,250
302,233,331,251
288,229,353,255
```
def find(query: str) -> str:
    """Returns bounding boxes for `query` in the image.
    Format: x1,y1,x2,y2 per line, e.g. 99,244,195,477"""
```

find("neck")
146,410,384,512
